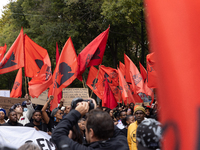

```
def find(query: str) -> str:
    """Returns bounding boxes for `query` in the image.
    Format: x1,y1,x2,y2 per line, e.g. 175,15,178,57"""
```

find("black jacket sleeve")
52,110,93,150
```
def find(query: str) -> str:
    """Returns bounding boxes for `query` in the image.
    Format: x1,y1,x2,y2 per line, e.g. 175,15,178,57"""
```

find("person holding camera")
52,98,129,150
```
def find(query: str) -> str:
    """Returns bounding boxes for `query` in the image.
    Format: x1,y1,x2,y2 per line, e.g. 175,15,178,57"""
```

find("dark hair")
86,109,114,140
32,110,42,116
8,110,16,116
10,103,21,111
122,115,133,126
78,118,86,123
105,108,111,114
119,110,126,116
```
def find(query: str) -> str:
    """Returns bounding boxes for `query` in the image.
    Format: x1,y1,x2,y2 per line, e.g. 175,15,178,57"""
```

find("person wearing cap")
0,108,7,124
41,95,64,135
136,118,162,150
127,106,146,150
10,94,34,126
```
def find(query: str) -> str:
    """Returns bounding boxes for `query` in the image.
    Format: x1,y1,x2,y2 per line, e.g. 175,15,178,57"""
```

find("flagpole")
90,64,101,98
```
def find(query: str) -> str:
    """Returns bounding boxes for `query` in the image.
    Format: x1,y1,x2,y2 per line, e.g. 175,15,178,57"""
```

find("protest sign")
62,88,89,106
0,90,10,97
31,90,48,105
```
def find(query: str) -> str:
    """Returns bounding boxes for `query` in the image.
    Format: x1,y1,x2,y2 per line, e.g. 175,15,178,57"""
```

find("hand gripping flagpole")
90,64,101,98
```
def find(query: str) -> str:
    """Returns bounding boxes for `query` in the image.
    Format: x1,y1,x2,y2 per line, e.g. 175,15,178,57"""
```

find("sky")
0,0,11,18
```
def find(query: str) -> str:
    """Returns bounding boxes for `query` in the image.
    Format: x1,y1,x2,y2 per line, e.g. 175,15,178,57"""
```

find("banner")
10,68,22,98
0,126,56,150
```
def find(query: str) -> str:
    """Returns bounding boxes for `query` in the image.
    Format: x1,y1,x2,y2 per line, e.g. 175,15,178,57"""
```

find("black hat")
136,118,162,150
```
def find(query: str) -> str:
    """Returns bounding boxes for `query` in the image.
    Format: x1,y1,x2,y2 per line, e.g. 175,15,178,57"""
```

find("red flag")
145,0,200,149
24,34,51,78
0,29,24,74
86,66,104,99
119,61,126,77
0,44,7,62
102,78,118,109
49,37,78,111
28,64,52,98
124,54,145,94
139,62,147,81
100,65,120,102
139,62,154,102
77,27,110,81
146,53,157,88
56,42,62,102
10,68,22,98
118,68,136,105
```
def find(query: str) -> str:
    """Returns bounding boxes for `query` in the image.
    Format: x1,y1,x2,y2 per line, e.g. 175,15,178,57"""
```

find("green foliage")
0,0,149,95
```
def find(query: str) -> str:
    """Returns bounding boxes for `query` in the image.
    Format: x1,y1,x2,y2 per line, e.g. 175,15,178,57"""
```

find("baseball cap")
136,118,162,150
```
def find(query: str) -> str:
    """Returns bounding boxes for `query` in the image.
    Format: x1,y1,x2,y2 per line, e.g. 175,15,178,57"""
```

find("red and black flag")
56,42,62,103
124,54,145,94
0,29,24,74
48,37,78,110
24,34,51,78
10,68,22,98
0,44,7,62
77,27,110,81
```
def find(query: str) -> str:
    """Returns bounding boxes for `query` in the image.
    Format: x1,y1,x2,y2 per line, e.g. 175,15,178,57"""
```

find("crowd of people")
0,94,162,150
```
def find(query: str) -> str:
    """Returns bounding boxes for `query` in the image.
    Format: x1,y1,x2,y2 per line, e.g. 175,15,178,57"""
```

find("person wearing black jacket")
1,110,23,126
52,102,129,150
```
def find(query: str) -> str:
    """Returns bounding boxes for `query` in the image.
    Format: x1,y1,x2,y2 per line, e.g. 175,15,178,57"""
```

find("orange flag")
77,27,110,81
102,78,118,109
146,53,157,88
0,29,24,74
28,64,52,98
139,62,147,81
56,42,62,103
0,44,7,62
86,66,104,99
124,54,145,94
48,37,78,111
119,61,126,77
10,68,22,98
24,34,51,78
145,0,200,149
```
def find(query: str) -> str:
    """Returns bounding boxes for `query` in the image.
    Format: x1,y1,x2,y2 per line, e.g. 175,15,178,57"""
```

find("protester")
2,110,23,126
145,106,153,118
121,115,134,137
52,102,129,150
127,106,146,150
136,118,162,150
0,108,7,124
116,110,127,129
10,94,34,126
25,110,48,132
105,108,118,125
41,95,64,134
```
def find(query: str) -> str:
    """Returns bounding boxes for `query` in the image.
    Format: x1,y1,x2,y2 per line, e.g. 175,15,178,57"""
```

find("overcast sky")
0,0,11,18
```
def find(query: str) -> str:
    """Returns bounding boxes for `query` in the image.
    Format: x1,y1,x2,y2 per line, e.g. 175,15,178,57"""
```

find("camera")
71,98,94,111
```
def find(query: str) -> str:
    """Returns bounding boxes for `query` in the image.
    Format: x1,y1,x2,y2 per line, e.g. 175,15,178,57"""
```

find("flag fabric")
100,65,120,102
0,29,24,74
139,62,147,81
139,62,154,103
124,54,145,94
24,34,51,78
119,61,126,77
118,68,135,105
146,53,157,88
28,64,52,98
0,44,7,62
145,0,200,149
102,78,118,109
86,66,104,99
48,37,78,111
10,68,22,98
56,42,62,103
77,27,110,81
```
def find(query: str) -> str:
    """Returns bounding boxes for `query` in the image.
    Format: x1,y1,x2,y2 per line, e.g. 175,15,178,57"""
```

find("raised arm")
41,95,53,124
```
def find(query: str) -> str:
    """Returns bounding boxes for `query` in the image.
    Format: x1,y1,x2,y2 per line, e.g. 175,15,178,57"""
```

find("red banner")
10,68,22,98
0,44,7,62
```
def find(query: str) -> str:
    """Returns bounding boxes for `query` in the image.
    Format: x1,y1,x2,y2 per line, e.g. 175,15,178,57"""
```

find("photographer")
52,98,129,150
